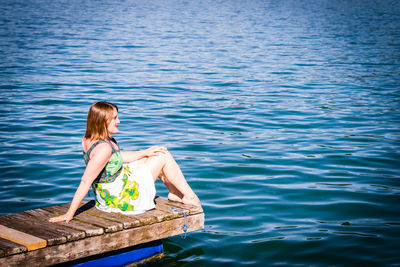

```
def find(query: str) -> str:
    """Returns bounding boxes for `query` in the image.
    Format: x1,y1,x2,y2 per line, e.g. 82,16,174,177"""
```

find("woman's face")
107,108,120,134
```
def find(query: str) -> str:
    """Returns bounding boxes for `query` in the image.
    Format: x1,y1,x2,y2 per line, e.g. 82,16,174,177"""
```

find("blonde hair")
84,101,118,140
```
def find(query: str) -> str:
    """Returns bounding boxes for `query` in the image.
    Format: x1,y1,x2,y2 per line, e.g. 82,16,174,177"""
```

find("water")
1,0,400,265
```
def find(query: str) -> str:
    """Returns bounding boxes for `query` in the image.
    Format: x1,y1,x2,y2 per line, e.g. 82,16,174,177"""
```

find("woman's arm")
121,146,167,163
49,144,112,223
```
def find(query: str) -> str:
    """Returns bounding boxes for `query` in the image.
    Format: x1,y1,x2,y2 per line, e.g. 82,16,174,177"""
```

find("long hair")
84,101,118,140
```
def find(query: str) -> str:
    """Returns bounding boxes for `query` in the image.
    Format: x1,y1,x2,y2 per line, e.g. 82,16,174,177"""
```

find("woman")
49,101,200,223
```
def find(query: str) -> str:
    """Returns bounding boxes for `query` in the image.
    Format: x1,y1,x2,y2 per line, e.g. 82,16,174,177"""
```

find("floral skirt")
93,160,156,215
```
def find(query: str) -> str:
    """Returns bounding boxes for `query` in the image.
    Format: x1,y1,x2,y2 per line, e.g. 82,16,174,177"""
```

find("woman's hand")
49,213,73,223
121,146,168,162
144,146,167,157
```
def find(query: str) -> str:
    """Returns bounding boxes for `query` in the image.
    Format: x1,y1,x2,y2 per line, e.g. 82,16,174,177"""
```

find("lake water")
1,0,400,266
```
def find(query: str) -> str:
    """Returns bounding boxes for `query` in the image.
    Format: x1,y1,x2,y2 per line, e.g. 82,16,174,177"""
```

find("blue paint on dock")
68,240,163,267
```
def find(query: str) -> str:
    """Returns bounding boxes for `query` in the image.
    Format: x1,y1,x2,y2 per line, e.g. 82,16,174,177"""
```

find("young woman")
49,101,200,223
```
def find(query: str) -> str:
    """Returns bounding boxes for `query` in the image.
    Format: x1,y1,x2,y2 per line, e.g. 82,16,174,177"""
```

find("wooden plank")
20,211,84,242
0,238,27,257
155,197,189,216
43,205,123,233
155,197,203,215
132,209,174,225
0,211,84,246
0,214,65,246
24,209,102,238
41,198,190,231
72,201,143,229
86,209,143,229
0,213,204,266
0,225,46,251
68,199,176,230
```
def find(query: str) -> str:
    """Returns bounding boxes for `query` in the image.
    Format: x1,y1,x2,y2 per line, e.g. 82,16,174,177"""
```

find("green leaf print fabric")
95,165,139,211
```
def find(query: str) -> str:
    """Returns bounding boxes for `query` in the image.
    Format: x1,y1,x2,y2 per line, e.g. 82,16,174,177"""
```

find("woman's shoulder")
82,138,111,154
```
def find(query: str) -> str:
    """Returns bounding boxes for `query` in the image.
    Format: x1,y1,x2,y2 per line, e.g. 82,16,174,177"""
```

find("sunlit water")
1,0,400,266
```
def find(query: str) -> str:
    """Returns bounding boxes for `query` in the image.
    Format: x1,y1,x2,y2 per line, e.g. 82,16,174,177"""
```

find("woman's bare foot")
182,194,201,207
168,192,183,203
168,192,201,207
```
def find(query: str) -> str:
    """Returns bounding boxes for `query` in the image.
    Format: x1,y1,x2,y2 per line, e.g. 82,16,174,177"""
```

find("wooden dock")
0,197,204,266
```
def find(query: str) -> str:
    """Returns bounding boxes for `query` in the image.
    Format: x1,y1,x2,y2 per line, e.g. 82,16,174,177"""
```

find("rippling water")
1,0,400,265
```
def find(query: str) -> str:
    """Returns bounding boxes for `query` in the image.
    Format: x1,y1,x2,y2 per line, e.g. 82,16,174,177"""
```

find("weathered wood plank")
1,211,84,243
0,214,66,246
43,205,123,233
133,209,175,225
87,209,143,229
24,209,102,238
70,200,176,229
0,225,46,251
24,208,103,237
20,211,85,242
72,201,143,229
155,197,189,216
0,238,27,257
0,213,204,267
155,197,203,215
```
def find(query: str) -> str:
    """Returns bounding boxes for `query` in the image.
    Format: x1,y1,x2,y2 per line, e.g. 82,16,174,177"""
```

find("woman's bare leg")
143,149,201,206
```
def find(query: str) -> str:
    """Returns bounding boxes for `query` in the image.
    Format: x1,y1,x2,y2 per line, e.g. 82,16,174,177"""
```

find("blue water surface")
1,0,400,266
